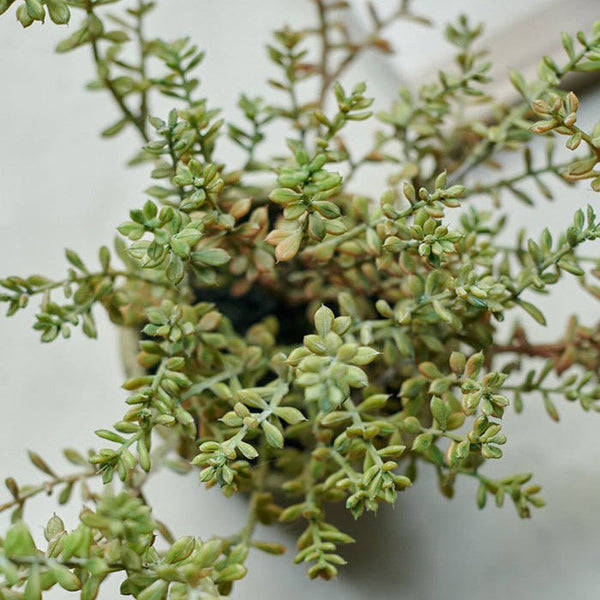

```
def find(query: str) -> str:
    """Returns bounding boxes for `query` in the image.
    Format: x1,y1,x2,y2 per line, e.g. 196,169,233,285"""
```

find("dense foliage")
2,0,600,597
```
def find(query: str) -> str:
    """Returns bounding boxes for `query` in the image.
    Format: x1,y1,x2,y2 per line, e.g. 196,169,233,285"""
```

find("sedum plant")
2,0,600,597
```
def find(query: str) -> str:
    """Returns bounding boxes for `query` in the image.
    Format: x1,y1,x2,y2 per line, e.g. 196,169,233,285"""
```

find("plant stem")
0,469,96,513
88,18,149,142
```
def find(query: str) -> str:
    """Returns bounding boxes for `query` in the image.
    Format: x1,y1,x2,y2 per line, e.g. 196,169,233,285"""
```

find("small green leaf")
261,420,284,448
516,299,547,325
191,248,230,266
273,406,306,424
314,305,334,337
65,249,86,271
101,118,127,138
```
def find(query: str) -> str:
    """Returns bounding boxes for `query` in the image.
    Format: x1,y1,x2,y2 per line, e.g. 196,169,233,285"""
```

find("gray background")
1,1,600,598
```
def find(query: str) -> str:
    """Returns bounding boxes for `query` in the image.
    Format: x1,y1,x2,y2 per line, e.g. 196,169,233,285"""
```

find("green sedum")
1,0,600,597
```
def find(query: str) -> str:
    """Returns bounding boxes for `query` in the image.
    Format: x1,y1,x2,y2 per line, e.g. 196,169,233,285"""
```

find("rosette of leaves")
2,0,600,597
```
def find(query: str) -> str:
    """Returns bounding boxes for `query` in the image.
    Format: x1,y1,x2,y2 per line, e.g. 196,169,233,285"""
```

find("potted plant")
1,0,600,598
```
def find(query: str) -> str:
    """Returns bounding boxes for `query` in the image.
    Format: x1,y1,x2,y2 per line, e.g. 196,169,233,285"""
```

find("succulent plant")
2,1,600,597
